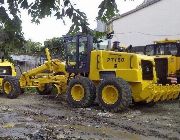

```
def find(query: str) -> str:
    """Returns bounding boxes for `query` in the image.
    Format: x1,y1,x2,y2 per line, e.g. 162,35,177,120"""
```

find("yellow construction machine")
0,59,17,98
133,39,180,84
2,49,68,98
2,35,180,112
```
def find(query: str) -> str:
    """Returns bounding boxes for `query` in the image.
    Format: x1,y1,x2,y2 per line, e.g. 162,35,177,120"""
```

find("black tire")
67,77,96,108
12,77,24,94
20,88,25,94
2,76,21,99
36,84,53,95
97,77,132,112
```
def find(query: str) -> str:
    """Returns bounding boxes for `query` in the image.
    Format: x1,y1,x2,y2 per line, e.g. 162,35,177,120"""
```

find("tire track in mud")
69,109,179,140
0,93,180,139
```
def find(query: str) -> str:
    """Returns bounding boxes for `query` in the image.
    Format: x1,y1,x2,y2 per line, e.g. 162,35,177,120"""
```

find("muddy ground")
0,92,179,140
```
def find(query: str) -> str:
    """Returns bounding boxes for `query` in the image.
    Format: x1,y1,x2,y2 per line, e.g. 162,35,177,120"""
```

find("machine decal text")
107,57,125,63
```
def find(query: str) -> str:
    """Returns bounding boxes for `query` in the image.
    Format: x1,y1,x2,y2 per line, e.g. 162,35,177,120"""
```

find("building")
11,54,41,76
106,0,180,46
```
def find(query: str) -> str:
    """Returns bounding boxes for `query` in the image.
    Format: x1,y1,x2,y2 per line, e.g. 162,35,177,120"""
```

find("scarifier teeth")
173,93,179,99
144,84,180,103
153,94,161,102
146,96,154,103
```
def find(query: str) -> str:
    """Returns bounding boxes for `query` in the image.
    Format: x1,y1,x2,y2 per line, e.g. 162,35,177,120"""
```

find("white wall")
96,20,106,32
111,0,180,46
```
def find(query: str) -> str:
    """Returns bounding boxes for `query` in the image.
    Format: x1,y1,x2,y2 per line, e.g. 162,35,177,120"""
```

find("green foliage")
0,0,122,57
97,0,119,22
20,39,43,54
0,26,24,60
27,0,91,34
0,26,41,59
1,0,120,36
0,0,24,58
44,37,65,60
24,87,37,94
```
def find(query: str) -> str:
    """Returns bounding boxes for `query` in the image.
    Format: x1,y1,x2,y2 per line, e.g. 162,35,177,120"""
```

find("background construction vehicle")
0,58,17,98
2,48,68,96
132,39,180,84
2,35,180,112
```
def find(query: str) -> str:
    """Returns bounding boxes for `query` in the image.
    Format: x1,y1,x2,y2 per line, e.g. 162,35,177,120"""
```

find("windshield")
79,36,88,54
156,44,177,55
146,45,155,55
146,43,178,55
66,37,77,63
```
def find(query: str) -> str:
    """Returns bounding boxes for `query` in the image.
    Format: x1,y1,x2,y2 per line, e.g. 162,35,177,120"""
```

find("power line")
114,32,180,37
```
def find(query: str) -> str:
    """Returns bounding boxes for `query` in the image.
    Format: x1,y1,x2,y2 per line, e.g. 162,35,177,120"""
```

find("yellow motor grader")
133,39,180,84
0,59,17,98
2,35,180,112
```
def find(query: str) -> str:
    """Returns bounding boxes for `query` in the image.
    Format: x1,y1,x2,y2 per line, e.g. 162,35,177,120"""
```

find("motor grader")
0,58,17,98
133,39,180,84
2,35,180,112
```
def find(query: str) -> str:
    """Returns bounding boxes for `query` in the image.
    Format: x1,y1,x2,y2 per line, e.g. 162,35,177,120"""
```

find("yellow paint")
3,81,12,94
153,55,177,75
153,39,180,77
5,44,180,104
0,60,16,86
102,85,119,104
71,84,84,101
154,39,180,44
176,57,180,72
88,49,180,103
89,50,153,82
18,48,68,95
37,84,46,92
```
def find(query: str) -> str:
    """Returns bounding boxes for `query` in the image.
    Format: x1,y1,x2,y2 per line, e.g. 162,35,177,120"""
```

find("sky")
21,0,144,44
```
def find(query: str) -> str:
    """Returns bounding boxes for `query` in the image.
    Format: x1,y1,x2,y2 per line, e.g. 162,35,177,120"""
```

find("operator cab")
64,34,93,74
145,43,180,56
132,40,180,56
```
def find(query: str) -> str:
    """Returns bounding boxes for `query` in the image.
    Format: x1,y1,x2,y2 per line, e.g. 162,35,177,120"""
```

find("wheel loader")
2,35,180,112
132,39,180,84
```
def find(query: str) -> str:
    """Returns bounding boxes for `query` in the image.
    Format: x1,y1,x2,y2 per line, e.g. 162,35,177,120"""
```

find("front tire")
2,76,21,99
36,84,53,95
67,77,96,108
97,78,132,112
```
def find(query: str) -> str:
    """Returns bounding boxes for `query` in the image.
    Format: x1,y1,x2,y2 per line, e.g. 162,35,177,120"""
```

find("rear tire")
67,77,96,108
97,78,132,112
2,76,21,99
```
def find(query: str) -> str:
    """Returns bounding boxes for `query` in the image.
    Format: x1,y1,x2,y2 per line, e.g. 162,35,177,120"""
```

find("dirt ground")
0,92,179,140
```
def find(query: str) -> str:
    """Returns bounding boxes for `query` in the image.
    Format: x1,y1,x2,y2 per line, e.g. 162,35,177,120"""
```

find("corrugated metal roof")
108,0,162,24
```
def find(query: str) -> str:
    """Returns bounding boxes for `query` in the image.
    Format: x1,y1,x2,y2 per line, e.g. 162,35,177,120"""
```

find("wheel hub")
71,84,85,101
38,84,45,92
102,85,119,104
4,81,12,95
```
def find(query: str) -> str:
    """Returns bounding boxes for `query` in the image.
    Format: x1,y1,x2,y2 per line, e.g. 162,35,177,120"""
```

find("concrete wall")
11,55,41,76
111,0,180,46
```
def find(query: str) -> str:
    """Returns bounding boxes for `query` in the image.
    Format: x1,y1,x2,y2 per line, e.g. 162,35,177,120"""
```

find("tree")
44,37,65,60
0,0,119,35
0,0,121,58
22,39,42,54
0,22,24,59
